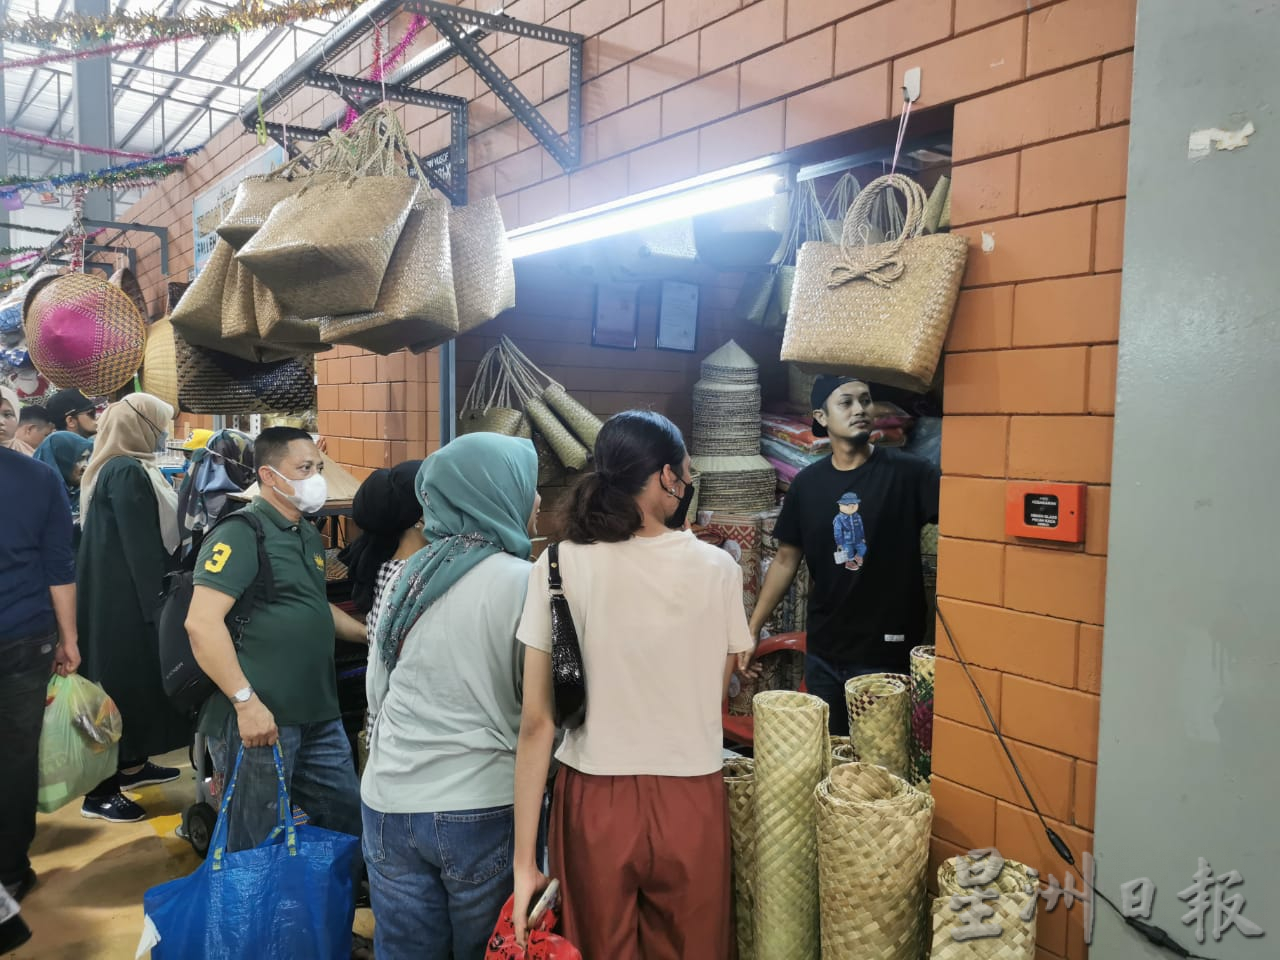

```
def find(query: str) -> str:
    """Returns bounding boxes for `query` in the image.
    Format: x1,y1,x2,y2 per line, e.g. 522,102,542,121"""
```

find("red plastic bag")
485,894,582,960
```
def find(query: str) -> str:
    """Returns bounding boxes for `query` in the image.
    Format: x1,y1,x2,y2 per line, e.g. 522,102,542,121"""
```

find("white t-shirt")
517,530,753,777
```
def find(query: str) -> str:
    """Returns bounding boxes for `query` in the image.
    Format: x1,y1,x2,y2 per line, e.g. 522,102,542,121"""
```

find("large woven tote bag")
216,144,340,250
235,112,419,318
175,335,315,415
450,195,515,332
782,173,968,393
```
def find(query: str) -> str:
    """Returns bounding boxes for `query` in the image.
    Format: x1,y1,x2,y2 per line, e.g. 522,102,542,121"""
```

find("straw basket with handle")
783,173,968,393
499,337,596,470
457,344,529,438
141,315,179,411
216,139,343,249
236,108,420,317
318,107,458,355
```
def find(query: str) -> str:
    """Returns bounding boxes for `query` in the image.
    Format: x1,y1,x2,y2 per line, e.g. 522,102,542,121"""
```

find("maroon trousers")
548,766,733,960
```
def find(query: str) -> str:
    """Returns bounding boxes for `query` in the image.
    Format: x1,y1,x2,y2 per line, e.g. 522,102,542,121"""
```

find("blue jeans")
362,802,515,960
805,652,882,737
209,717,362,854
0,633,55,887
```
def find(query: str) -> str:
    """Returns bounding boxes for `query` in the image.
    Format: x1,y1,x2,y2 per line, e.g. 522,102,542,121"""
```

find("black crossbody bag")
547,542,586,729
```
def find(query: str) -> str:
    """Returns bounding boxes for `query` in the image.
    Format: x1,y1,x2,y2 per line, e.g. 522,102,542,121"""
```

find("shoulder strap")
211,510,277,604
547,542,562,594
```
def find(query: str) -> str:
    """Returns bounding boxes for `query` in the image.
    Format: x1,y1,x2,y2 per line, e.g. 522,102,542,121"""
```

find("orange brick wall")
120,4,1135,955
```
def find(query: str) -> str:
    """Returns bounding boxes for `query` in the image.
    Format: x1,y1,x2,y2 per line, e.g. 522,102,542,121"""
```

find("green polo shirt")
193,497,339,737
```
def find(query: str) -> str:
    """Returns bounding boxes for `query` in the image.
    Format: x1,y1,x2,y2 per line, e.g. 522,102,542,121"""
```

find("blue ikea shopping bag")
142,745,360,960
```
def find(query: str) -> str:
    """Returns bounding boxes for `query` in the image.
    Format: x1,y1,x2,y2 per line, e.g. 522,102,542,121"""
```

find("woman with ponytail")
510,410,752,959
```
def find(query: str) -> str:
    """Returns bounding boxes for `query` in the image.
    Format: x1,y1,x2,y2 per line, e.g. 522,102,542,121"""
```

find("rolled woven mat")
845,673,912,780
831,737,859,766
724,757,756,960
815,763,934,960
932,855,1037,960
752,691,829,960
910,645,936,792
525,395,589,471
543,382,602,448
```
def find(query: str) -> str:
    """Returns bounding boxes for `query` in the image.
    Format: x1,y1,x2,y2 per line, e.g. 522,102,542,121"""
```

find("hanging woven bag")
782,172,968,393
175,335,315,415
236,110,419,317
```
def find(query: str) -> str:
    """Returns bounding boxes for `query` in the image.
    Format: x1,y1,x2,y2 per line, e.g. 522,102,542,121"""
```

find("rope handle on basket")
499,336,565,398
345,104,429,188
828,173,928,289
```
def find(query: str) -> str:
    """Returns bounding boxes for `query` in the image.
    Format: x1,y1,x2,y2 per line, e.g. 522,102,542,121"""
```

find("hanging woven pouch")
175,334,315,415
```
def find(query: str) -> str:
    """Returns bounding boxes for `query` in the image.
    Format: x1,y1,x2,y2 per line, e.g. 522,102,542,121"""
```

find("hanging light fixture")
506,161,789,260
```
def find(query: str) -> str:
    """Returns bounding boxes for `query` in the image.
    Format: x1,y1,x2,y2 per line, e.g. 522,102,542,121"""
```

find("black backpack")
159,510,276,715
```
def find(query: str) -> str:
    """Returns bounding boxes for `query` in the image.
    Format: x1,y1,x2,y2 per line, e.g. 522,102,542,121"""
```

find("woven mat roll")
815,763,933,960
845,673,912,780
724,757,756,960
910,645,936,792
752,691,829,960
831,737,859,766
932,856,1037,960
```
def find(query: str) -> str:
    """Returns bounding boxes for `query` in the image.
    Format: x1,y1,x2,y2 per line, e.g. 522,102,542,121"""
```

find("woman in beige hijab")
0,384,32,454
76,393,190,823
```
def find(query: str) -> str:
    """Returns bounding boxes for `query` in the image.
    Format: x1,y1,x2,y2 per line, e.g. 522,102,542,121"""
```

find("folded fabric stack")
760,412,828,492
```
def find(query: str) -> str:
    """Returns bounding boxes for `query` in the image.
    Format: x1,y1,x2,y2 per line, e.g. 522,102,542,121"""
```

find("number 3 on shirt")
204,542,232,574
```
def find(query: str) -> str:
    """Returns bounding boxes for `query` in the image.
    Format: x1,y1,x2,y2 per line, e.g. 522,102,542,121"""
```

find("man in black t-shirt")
747,376,939,735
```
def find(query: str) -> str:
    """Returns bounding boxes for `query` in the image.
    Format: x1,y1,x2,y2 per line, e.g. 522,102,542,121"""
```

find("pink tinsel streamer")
340,15,429,131
0,34,201,72
0,126,155,161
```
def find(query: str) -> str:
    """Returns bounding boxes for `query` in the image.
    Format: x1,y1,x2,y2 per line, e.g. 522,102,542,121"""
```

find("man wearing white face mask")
186,427,368,852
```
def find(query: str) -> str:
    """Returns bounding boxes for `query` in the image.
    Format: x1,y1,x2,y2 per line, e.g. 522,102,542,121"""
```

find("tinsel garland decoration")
0,246,42,257
0,34,199,73
2,0,364,46
340,15,429,131
0,147,200,197
0,126,158,161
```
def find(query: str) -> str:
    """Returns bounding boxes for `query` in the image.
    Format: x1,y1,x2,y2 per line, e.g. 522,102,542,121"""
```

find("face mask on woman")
665,473,695,530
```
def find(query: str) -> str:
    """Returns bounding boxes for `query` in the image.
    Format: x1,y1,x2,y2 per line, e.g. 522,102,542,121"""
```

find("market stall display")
815,763,933,960
752,691,829,960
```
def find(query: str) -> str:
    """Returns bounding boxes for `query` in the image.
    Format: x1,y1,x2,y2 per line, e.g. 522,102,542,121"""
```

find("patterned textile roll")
909,645,936,792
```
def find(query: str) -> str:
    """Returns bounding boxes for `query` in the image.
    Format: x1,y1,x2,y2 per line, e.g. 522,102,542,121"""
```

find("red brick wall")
121,4,1135,955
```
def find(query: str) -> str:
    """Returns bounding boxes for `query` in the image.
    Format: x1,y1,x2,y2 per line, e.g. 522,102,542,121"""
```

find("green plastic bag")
37,675,122,813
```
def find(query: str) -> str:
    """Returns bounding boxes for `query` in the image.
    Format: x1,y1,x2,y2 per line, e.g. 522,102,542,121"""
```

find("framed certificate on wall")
657,280,698,352
592,282,640,350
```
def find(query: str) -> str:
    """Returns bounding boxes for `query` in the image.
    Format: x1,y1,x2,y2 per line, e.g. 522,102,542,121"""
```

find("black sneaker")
0,913,32,953
118,762,181,790
2,869,36,903
81,794,146,823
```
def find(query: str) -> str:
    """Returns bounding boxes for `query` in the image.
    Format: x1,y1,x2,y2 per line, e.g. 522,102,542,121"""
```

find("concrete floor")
7,749,374,959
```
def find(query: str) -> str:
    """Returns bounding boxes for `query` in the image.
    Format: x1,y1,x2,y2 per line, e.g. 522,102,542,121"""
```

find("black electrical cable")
935,606,1221,960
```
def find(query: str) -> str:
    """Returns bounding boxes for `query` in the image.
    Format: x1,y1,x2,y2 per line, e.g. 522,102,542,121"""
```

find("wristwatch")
231,686,254,705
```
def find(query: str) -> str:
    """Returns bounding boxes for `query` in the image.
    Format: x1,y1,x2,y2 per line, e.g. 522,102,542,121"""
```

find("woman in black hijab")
340,460,426,626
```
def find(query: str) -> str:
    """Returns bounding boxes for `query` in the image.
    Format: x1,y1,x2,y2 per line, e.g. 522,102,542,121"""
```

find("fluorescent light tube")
506,172,786,260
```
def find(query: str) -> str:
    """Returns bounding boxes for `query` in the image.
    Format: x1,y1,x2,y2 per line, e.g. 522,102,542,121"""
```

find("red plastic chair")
723,631,807,748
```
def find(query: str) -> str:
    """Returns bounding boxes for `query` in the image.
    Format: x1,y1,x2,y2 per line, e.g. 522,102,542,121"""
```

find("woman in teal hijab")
361,433,540,960
33,431,94,547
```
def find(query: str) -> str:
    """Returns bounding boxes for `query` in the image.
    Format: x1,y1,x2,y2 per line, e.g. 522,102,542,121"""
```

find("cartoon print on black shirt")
833,492,867,570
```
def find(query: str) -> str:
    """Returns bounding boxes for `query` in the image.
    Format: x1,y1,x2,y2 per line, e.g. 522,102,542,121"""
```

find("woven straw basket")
451,196,516,332
175,336,315,415
23,273,145,396
724,757,756,960
910,645,936,792
319,195,459,355
141,315,179,411
170,240,233,350
782,173,969,393
845,673,912,780
237,176,420,317
253,278,325,346
217,172,337,249
752,691,829,960
459,406,526,437
815,763,933,960
932,855,1038,960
